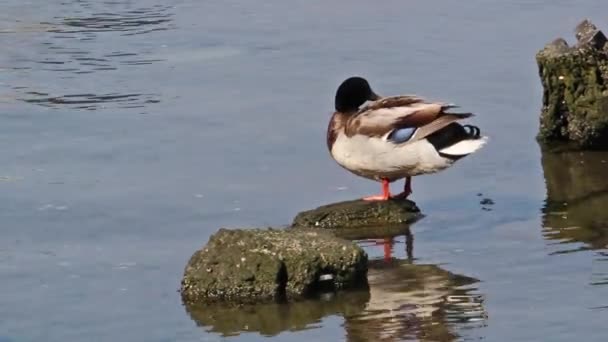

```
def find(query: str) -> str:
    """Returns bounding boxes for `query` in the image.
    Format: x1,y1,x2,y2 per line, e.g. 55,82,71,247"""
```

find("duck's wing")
347,95,474,144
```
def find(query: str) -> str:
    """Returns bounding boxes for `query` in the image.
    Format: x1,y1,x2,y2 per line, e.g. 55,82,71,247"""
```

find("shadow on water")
541,147,608,288
184,228,487,340
2,0,174,110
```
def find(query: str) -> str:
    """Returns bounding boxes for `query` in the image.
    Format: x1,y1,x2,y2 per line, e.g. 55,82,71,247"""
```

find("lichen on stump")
536,19,608,148
291,198,422,230
180,228,368,304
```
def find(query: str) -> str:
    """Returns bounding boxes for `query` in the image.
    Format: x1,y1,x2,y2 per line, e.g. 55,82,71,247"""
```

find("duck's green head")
334,76,380,113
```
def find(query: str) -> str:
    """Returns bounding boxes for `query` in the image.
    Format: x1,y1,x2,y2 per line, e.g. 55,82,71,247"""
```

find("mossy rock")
291,198,422,230
180,228,368,304
536,19,608,148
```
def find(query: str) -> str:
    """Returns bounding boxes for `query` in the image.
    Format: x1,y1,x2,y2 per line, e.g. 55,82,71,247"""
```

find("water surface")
2,0,608,341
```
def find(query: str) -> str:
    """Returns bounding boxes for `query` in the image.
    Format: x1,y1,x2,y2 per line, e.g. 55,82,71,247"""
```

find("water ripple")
2,0,174,111
53,8,173,36
21,92,160,110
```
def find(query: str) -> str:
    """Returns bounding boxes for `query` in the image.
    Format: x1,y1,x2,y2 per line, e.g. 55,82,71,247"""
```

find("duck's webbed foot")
362,178,392,201
363,194,390,201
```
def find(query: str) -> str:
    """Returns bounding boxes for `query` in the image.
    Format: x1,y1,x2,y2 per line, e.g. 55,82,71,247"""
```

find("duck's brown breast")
326,112,347,152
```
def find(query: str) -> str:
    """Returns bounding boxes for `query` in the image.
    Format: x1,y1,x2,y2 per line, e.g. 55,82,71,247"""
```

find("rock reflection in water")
541,148,608,253
335,224,416,263
541,147,608,289
183,291,370,337
344,260,487,342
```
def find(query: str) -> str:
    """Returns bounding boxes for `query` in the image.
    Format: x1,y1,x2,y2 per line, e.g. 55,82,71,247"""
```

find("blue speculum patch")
388,127,416,143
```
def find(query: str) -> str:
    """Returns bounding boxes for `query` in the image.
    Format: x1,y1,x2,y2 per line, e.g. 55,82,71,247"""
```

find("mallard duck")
327,76,487,201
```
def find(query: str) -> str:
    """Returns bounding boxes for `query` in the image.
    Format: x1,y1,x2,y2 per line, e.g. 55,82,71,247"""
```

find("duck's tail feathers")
441,103,460,110
440,103,475,115
439,136,488,156
441,105,475,120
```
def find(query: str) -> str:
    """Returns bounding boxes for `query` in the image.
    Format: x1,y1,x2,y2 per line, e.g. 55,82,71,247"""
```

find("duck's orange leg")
363,178,391,201
383,237,393,262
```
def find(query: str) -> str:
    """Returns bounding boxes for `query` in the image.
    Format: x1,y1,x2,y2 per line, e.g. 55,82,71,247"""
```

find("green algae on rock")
291,198,422,230
536,19,608,148
180,228,368,304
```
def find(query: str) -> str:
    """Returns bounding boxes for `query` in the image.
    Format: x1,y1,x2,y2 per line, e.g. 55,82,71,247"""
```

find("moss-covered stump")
291,198,422,230
180,228,368,304
536,19,608,148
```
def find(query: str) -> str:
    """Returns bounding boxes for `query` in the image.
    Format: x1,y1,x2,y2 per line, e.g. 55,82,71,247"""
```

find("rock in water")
291,198,422,230
180,228,368,304
536,19,608,148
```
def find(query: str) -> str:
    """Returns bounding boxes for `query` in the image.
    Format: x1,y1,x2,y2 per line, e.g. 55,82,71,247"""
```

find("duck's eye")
388,127,416,143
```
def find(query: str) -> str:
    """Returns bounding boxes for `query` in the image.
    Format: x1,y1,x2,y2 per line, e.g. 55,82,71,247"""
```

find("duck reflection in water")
345,229,487,342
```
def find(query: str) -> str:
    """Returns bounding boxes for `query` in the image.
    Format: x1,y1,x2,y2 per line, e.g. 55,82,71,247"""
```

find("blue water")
2,0,608,341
